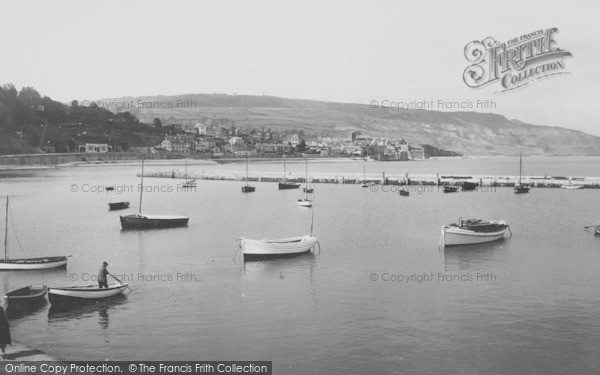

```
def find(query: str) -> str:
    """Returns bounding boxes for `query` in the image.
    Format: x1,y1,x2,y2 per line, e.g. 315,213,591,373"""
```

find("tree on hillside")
296,140,307,152
17,87,42,108
153,118,163,129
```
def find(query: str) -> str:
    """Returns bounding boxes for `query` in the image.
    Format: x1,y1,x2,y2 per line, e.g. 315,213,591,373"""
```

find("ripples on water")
0,158,600,373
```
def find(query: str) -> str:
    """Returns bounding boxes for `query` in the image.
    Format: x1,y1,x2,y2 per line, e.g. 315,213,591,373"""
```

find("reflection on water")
47,294,128,331
5,299,48,320
98,308,109,330
242,252,318,277
442,239,508,271
4,161,600,372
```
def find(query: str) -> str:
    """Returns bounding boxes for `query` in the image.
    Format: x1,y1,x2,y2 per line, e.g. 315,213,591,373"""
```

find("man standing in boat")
98,261,109,288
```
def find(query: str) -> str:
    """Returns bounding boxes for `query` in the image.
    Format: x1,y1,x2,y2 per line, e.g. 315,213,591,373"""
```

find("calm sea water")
1,156,600,374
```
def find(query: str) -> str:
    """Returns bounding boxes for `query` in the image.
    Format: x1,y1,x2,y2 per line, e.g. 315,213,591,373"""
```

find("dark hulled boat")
108,202,130,210
279,182,301,189
461,182,479,191
120,214,189,229
444,186,459,193
120,159,189,230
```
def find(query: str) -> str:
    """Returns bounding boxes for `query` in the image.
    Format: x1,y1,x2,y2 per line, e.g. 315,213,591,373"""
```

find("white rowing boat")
241,235,319,258
48,283,129,304
1,196,69,270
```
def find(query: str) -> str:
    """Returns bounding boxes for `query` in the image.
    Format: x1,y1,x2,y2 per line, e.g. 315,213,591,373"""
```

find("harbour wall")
144,170,600,188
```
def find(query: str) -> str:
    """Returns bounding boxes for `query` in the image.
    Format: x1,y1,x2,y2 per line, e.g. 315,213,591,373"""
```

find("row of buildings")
153,129,425,160
72,121,426,160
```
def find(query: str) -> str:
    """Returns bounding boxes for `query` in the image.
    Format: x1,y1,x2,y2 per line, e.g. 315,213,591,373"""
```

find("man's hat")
103,261,108,266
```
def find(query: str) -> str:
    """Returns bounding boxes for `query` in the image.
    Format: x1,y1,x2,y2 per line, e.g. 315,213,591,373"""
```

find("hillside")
0,84,164,154
97,94,600,156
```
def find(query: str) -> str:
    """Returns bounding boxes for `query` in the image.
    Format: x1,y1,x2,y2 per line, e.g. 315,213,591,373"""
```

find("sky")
1,0,599,135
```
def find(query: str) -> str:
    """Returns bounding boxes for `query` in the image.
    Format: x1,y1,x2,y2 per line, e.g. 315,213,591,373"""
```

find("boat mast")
519,153,522,185
283,154,286,181
139,159,145,214
305,158,309,194
185,162,188,183
4,197,8,261
245,155,249,186
310,189,315,236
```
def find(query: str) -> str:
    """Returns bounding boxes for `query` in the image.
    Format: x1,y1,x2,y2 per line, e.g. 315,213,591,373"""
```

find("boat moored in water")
443,185,459,193
514,153,530,194
108,201,130,210
1,196,70,270
4,284,48,302
561,184,583,190
48,283,129,304
241,235,319,259
242,155,256,193
120,214,189,229
278,155,301,190
460,182,479,191
441,218,510,246
120,159,189,229
297,198,312,207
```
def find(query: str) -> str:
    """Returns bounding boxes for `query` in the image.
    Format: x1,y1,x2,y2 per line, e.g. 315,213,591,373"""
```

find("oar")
108,273,135,291
584,225,599,229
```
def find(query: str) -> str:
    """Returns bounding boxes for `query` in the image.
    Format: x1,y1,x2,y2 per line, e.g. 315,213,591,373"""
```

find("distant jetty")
143,170,600,189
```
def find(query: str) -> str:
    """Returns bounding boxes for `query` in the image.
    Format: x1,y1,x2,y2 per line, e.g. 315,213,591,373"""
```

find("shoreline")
0,340,63,361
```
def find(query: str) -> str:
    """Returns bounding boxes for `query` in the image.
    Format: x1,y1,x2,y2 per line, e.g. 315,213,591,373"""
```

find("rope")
508,225,513,237
8,204,29,257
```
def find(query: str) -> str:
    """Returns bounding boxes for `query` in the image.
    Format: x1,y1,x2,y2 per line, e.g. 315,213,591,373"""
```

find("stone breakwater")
142,170,600,188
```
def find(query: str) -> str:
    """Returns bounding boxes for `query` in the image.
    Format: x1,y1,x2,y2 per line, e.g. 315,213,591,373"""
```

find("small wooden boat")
443,186,459,193
461,182,479,191
441,218,509,246
241,235,319,259
242,188,319,259
297,198,312,207
561,184,583,190
4,284,48,302
120,214,189,229
1,197,69,270
108,201,130,210
399,189,409,196
48,283,129,304
105,186,115,191
120,159,189,229
279,182,301,189
242,155,255,193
